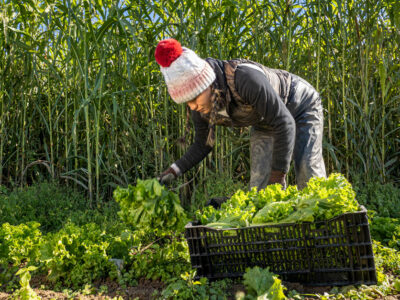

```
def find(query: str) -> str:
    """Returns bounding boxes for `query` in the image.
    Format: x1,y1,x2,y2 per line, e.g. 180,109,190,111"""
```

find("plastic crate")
185,206,377,286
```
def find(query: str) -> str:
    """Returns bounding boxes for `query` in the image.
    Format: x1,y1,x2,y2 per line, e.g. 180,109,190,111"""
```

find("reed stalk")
1,0,398,199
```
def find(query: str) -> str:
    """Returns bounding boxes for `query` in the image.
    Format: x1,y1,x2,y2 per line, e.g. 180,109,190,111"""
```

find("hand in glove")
157,167,178,185
268,170,287,189
205,196,229,209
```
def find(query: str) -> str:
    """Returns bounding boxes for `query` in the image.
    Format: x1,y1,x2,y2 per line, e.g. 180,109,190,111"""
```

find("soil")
0,276,165,300
283,281,331,294
1,276,399,299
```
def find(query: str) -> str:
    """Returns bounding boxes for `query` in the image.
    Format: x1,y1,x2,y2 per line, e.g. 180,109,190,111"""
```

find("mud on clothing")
173,58,326,189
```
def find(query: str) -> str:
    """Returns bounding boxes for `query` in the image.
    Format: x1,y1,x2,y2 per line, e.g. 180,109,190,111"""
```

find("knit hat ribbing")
155,39,216,104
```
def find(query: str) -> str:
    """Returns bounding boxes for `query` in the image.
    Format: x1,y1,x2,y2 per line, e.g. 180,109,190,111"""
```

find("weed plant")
355,182,400,218
0,182,119,233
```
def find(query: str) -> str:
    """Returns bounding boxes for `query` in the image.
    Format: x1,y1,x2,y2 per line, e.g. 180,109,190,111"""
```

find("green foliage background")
0,179,399,297
1,0,399,204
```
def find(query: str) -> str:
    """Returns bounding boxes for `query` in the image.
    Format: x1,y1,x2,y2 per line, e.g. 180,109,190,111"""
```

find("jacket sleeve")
174,110,213,174
235,65,295,173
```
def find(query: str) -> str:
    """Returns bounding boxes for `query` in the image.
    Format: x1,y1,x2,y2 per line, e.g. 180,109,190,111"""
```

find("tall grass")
0,0,399,203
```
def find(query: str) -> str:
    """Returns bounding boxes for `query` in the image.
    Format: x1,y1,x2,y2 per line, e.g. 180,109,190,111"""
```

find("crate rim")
186,205,368,231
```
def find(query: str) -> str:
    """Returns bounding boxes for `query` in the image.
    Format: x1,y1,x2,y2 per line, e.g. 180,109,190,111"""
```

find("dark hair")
206,82,226,147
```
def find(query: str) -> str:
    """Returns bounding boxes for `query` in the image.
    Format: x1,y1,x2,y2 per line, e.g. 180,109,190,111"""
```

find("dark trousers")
249,76,326,190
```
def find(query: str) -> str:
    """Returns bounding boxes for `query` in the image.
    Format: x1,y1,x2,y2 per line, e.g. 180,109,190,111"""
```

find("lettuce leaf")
243,266,286,300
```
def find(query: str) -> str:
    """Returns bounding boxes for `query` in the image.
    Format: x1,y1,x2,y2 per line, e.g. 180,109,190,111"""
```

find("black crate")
185,206,377,286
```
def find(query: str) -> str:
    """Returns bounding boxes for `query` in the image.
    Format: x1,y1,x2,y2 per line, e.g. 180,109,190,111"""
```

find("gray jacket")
174,58,320,175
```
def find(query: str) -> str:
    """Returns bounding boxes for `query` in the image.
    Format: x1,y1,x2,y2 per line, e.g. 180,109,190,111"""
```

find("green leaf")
243,266,286,300
15,266,37,276
199,173,359,228
394,278,400,292
113,179,187,233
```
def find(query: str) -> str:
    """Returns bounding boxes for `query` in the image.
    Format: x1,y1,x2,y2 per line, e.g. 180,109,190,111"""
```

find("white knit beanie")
154,39,216,104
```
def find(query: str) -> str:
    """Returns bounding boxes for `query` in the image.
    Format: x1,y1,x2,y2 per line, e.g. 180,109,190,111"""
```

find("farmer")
155,38,326,190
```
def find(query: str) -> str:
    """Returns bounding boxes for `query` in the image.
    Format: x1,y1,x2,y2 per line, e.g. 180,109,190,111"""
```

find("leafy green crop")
0,222,42,267
0,222,43,287
373,241,400,276
160,271,230,300
301,173,359,220
370,217,400,250
126,236,191,282
40,223,116,289
255,185,299,209
196,188,258,229
197,174,360,228
114,179,187,234
240,266,286,300
252,201,295,225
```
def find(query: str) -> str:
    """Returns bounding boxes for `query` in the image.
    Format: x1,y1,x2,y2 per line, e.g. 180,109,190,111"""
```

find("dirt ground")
1,277,399,299
0,277,165,300
1,289,400,299
1,288,400,300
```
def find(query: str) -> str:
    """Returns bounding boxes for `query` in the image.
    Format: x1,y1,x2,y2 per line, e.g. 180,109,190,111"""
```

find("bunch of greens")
252,201,295,225
114,179,187,234
197,174,360,228
196,189,258,228
239,266,286,300
280,173,359,224
255,185,300,209
301,173,359,220
111,179,192,283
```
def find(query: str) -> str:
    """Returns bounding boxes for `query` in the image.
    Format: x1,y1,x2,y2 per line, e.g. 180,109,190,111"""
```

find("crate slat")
184,206,377,286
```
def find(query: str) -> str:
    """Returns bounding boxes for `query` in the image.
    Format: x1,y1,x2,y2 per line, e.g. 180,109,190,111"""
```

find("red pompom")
155,39,183,67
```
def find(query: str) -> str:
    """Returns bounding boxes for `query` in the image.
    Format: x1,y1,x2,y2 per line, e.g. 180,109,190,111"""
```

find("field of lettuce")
1,0,399,299
0,174,399,299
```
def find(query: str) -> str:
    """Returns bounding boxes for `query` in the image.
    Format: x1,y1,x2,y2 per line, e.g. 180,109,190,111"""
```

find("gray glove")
157,167,178,185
